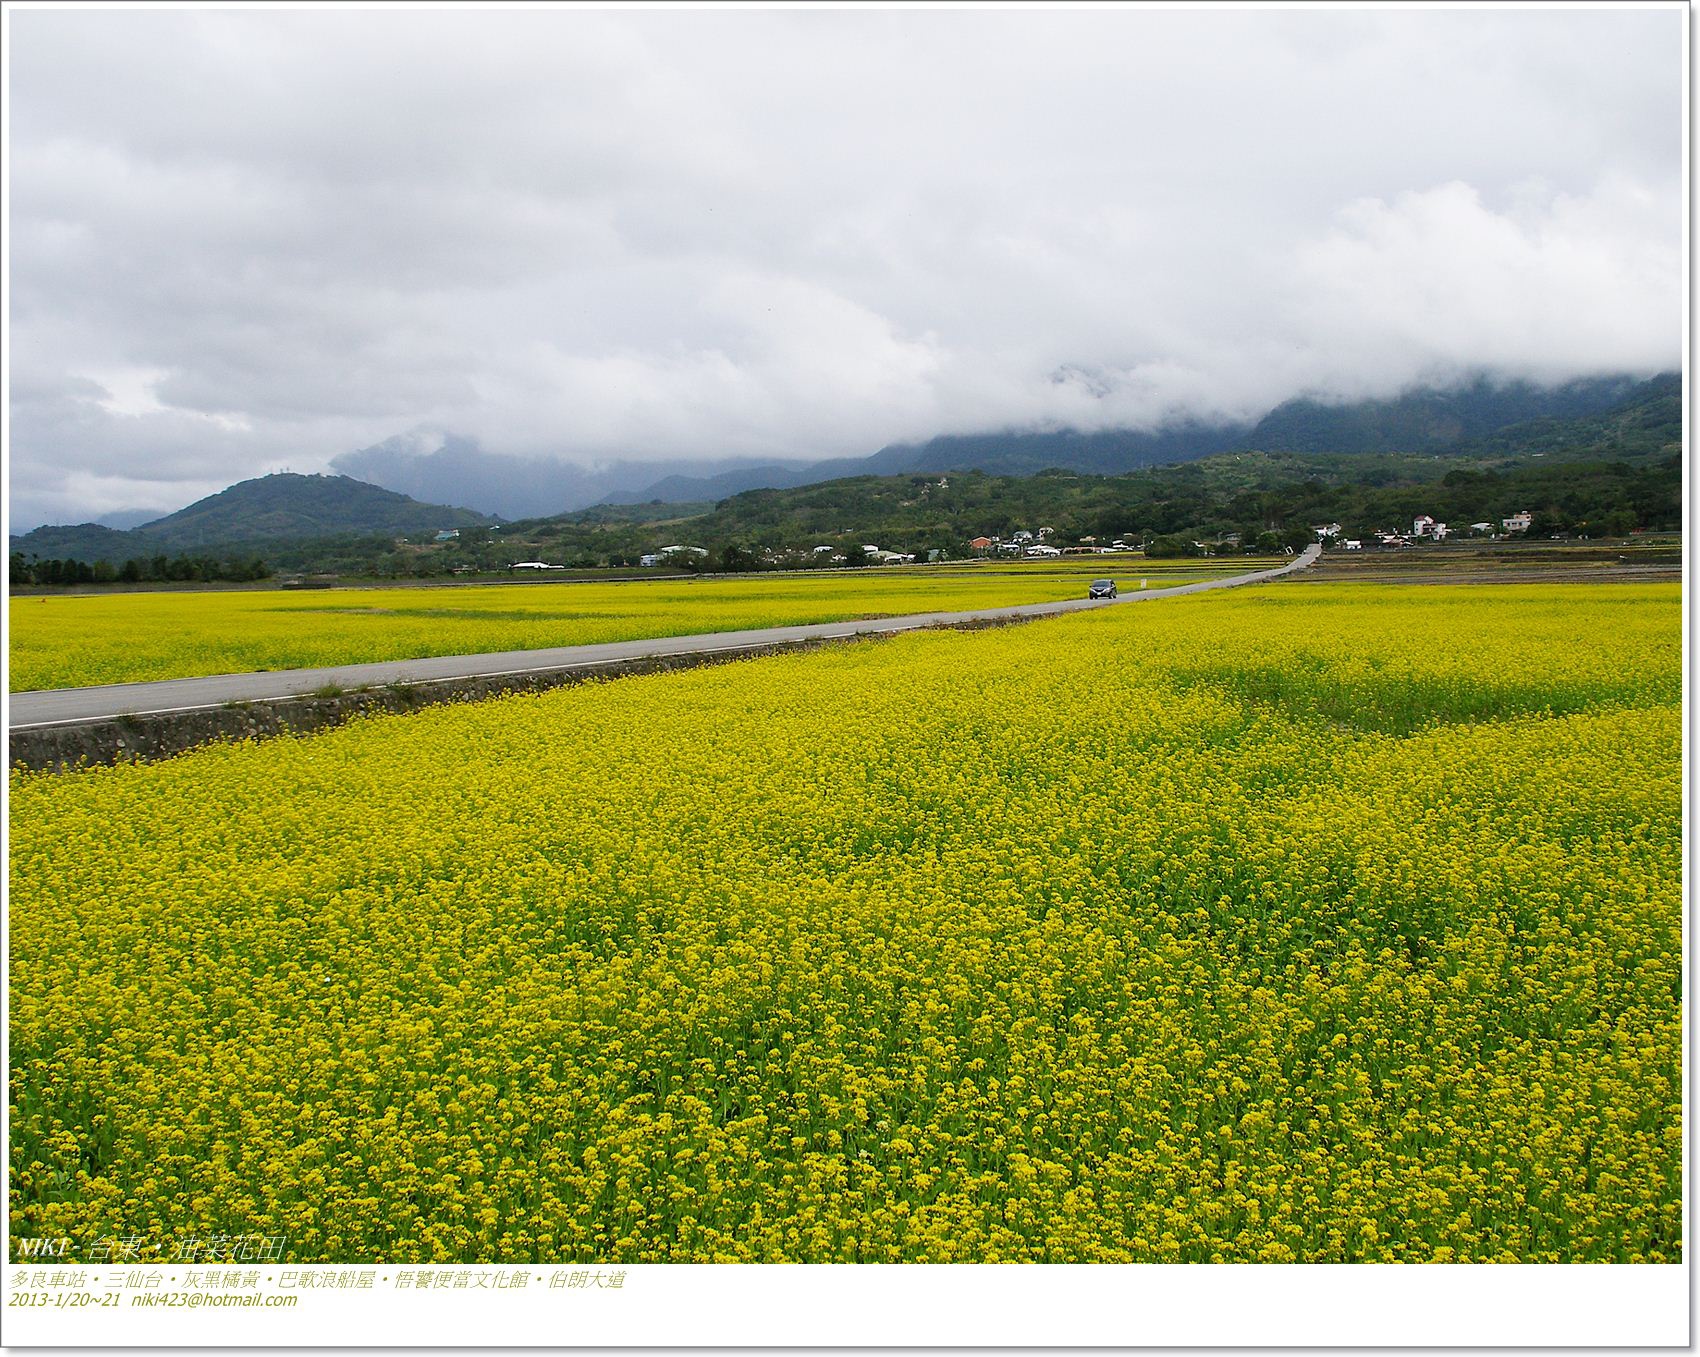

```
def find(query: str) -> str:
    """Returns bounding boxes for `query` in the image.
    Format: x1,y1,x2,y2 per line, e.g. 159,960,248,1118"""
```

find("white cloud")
1289,178,1679,391
6,6,1682,524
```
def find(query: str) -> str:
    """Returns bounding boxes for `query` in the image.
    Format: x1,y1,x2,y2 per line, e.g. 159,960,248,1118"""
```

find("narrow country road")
9,546,1320,730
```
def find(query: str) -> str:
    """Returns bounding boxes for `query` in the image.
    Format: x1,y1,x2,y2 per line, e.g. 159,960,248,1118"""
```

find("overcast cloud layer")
8,7,1683,527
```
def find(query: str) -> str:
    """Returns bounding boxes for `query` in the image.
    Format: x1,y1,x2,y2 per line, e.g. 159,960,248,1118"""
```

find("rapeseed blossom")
9,560,1219,691
8,583,1680,1262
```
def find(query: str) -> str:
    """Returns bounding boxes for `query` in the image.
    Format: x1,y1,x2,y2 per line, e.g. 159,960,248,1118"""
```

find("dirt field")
1297,541,1681,586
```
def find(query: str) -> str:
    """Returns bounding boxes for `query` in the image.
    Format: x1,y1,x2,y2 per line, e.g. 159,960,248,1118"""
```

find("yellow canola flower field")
9,582,1680,1263
8,559,1218,692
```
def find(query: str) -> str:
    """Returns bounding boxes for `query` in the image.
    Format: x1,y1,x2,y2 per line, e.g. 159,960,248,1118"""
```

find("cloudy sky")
7,6,1683,528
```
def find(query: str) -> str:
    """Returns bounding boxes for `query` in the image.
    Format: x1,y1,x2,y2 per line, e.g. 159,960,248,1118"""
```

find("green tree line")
11,553,270,587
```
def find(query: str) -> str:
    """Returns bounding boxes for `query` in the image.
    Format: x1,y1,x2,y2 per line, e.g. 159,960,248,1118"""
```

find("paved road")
10,546,1320,729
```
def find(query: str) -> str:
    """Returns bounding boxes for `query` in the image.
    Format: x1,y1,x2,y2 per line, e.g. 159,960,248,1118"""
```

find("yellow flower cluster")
9,559,1221,692
8,582,1680,1262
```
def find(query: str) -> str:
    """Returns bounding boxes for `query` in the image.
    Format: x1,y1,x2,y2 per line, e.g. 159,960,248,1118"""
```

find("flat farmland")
8,558,1225,692
1297,542,1682,586
8,581,1680,1262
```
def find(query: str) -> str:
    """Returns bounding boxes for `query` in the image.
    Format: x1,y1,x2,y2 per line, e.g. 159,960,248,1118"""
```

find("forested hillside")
10,375,1680,583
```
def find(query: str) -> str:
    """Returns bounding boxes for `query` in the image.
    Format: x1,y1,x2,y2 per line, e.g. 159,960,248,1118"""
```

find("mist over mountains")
326,433,810,524
9,371,1680,573
329,373,1660,519
12,372,1676,559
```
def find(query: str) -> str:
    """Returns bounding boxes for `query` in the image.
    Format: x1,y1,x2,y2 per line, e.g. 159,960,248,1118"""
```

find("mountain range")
330,373,1660,518
11,473,492,565
329,434,820,523
11,371,1679,566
